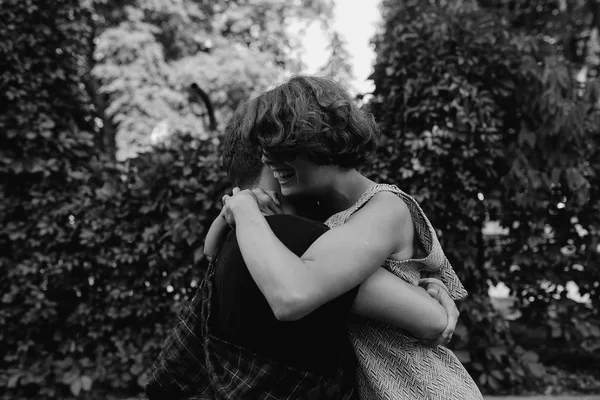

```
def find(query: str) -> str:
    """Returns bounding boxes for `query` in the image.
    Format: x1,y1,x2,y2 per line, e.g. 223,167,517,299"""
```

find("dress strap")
339,184,468,300
338,184,401,224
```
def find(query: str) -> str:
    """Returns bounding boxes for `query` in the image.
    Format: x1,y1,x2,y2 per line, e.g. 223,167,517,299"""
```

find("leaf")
168,210,181,220
70,379,82,396
478,373,487,386
186,232,197,246
555,64,570,90
160,153,174,165
522,128,536,148
137,371,149,388
565,167,587,191
62,369,79,384
7,373,23,388
69,170,86,180
490,369,504,381
550,168,562,184
488,375,501,391
472,362,484,371
2,291,14,303
548,319,562,338
130,363,144,375
39,115,55,130
522,351,539,364
194,247,204,263
80,375,92,391
95,182,114,200
488,346,506,362
527,362,546,378
40,129,53,138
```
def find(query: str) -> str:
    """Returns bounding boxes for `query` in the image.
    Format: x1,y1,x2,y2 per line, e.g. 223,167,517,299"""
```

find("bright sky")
301,0,382,95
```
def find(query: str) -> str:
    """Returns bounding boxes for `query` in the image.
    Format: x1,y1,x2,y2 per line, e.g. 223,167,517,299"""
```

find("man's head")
222,102,280,192
241,75,380,168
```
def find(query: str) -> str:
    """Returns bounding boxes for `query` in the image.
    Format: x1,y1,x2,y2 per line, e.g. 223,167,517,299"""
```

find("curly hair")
240,75,379,168
222,102,264,189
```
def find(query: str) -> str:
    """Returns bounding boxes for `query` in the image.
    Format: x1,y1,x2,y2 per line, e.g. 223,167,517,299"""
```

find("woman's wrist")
229,192,261,219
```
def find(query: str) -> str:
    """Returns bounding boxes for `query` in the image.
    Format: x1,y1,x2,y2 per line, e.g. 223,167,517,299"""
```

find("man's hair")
240,75,379,168
222,102,264,189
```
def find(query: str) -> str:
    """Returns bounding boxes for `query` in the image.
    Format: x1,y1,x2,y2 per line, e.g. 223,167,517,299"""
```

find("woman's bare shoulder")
354,190,411,222
343,191,412,240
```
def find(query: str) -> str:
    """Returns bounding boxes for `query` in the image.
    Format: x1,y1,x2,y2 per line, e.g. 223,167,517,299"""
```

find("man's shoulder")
265,214,325,225
216,214,329,261
263,214,329,256
265,214,328,235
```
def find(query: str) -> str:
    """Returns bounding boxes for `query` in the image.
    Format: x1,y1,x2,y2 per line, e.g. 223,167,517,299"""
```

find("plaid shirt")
145,257,356,400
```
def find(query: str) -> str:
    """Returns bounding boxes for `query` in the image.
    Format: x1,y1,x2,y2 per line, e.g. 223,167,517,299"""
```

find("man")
145,105,459,399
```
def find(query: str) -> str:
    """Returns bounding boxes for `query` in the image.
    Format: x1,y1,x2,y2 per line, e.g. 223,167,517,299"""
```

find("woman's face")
261,155,332,198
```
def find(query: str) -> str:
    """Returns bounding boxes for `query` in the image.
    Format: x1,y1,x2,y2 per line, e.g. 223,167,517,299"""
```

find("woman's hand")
417,278,459,346
222,187,283,226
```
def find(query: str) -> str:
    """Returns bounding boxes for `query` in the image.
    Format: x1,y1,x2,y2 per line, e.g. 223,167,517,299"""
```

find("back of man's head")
222,102,264,189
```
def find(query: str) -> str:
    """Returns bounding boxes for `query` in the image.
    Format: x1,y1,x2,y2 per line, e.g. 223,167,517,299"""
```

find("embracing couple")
146,76,483,399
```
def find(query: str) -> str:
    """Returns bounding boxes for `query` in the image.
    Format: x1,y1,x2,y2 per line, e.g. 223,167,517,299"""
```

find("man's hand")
221,187,283,226
418,278,459,347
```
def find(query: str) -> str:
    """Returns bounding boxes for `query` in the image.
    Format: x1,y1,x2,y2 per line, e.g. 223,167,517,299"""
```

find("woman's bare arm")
227,189,415,320
353,268,447,340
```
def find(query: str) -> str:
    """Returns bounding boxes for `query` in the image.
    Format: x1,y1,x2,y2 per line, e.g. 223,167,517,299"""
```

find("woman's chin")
280,186,295,197
280,183,301,197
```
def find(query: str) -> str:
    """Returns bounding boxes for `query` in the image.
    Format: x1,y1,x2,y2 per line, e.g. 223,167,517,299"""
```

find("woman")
221,76,483,400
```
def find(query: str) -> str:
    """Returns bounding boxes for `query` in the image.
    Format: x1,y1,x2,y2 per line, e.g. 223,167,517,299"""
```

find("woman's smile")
272,168,296,185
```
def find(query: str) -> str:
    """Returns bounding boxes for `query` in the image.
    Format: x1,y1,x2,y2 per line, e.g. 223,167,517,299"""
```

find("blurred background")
1,0,599,399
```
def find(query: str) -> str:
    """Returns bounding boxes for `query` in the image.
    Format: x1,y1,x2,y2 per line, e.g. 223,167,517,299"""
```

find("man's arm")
204,210,230,261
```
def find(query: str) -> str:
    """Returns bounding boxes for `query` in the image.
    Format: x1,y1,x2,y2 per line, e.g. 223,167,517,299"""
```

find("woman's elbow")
270,292,310,322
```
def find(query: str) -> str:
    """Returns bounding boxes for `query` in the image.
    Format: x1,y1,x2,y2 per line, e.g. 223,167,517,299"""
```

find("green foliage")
369,0,600,394
1,0,102,397
3,133,228,400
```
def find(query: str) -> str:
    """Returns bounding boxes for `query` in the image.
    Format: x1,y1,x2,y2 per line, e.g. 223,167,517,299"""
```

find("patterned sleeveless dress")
324,184,483,400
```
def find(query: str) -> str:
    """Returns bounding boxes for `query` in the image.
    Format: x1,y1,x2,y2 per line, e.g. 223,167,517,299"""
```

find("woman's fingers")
221,188,258,224
417,278,458,347
223,187,243,205
250,188,283,215
263,189,282,206
221,204,236,226
222,187,283,216
430,286,458,345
